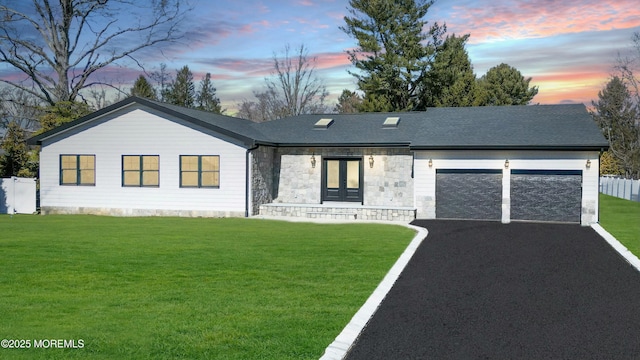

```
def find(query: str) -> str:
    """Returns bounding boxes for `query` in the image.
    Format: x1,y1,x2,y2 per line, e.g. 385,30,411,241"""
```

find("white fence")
600,177,640,202
0,177,37,214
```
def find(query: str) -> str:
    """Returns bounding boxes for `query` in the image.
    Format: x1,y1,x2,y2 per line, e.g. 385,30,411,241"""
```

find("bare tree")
87,85,125,109
151,63,173,102
236,88,284,122
615,31,640,105
237,44,328,122
269,44,329,117
0,88,42,132
0,0,189,106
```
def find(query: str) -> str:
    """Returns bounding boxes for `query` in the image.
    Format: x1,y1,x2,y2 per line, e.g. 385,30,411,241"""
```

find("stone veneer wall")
272,147,414,207
250,145,277,215
259,203,416,222
364,148,414,207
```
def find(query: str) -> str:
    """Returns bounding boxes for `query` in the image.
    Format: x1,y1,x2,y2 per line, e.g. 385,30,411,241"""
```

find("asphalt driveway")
344,220,640,359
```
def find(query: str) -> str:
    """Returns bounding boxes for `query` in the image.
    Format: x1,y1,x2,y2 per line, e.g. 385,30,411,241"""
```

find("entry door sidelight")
322,158,363,203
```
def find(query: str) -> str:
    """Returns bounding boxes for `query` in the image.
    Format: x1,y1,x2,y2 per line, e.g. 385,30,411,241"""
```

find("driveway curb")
592,223,640,272
320,224,428,360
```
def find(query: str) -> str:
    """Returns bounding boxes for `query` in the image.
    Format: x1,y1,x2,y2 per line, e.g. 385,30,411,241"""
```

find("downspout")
245,144,259,218
597,148,604,224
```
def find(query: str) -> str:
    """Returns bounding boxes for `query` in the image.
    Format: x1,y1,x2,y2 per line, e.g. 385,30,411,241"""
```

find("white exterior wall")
39,106,248,216
414,150,601,225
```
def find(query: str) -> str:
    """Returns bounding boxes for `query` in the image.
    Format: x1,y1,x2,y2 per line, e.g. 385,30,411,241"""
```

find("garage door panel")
436,170,502,220
511,170,581,223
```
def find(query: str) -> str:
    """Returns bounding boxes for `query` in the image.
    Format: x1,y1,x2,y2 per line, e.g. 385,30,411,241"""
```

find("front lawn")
0,216,414,359
599,193,640,256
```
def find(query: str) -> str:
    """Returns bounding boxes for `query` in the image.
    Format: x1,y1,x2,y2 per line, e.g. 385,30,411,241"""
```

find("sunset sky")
176,0,640,112
4,0,640,114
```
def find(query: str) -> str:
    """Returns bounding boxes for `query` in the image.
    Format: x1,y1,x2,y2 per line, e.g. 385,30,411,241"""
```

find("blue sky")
3,0,640,113
163,0,640,112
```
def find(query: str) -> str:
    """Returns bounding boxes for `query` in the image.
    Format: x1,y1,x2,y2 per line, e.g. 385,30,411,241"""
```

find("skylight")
314,118,334,129
383,117,400,128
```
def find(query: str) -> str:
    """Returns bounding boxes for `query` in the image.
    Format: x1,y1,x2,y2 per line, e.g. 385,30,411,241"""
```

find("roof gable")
28,96,264,148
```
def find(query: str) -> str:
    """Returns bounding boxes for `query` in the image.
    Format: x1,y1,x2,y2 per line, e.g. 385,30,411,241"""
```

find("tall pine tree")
131,75,157,100
196,73,222,113
165,66,195,108
420,34,477,107
341,0,445,111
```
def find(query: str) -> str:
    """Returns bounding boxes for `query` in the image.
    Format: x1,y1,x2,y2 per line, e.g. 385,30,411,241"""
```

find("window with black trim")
60,155,95,186
122,155,159,187
180,155,220,188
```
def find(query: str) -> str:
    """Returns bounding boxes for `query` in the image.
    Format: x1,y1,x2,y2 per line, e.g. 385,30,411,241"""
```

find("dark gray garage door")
511,170,582,223
436,169,502,220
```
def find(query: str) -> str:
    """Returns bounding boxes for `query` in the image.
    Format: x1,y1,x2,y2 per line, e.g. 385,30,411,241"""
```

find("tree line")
2,0,540,178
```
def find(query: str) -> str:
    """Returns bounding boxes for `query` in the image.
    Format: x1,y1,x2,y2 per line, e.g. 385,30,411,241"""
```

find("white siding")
414,150,601,225
39,105,248,216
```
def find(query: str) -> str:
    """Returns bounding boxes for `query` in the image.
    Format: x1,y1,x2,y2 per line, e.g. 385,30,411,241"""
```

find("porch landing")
258,203,416,222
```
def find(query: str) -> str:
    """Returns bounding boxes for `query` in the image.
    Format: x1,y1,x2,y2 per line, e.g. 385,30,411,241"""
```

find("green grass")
0,216,414,359
599,193,640,256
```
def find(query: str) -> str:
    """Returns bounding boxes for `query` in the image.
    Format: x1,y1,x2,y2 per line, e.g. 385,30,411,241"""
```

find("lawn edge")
592,223,640,272
319,223,428,360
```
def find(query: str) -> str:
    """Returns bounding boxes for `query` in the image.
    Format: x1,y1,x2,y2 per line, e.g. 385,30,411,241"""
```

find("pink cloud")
313,52,351,70
445,0,640,43
293,17,331,30
326,12,345,21
202,58,273,78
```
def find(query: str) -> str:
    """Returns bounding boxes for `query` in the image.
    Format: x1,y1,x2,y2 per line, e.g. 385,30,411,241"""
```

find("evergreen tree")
341,0,446,111
130,75,157,100
476,63,538,106
334,90,362,113
165,66,195,108
591,76,640,179
0,121,29,177
38,101,93,134
196,73,223,113
420,34,477,107
599,150,623,176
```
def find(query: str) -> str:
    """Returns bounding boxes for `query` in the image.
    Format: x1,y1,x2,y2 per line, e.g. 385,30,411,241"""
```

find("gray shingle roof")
28,97,609,151
257,104,609,150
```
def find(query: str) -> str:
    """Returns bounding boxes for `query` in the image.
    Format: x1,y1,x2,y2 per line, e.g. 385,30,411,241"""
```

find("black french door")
322,158,363,203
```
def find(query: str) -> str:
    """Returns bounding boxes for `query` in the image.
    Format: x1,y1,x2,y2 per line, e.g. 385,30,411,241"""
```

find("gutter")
409,144,610,151
273,142,412,148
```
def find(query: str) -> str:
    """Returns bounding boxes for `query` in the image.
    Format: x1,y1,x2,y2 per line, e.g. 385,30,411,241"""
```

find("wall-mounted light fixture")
369,155,374,168
311,154,316,168
586,159,591,169
428,159,433,168
505,159,510,168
